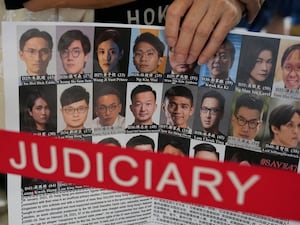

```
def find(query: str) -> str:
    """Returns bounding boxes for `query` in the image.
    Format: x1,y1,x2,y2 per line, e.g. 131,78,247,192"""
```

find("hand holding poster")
2,21,300,225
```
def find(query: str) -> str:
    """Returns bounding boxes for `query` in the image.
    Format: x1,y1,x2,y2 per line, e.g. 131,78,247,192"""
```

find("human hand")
239,0,265,23
23,0,137,11
165,0,245,65
23,0,59,11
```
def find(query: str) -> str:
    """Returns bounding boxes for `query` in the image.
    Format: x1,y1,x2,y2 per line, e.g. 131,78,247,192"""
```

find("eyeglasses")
234,114,261,129
213,51,229,60
23,48,50,57
61,48,82,58
282,64,300,73
200,106,221,115
97,104,119,113
63,106,88,114
134,49,157,58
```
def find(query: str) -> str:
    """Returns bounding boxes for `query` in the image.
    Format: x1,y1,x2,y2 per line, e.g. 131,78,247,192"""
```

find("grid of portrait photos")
17,22,300,187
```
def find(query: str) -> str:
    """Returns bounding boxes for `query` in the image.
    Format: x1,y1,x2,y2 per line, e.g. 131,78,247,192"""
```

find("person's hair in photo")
193,143,219,161
133,32,165,58
95,29,124,73
237,37,278,87
58,29,91,74
98,137,121,147
226,147,255,166
58,30,91,56
222,38,236,62
164,85,193,106
19,28,53,51
60,85,90,107
201,90,225,113
161,138,186,156
22,89,55,133
268,104,300,147
233,94,264,116
96,84,122,103
281,44,300,68
131,84,156,102
126,135,155,151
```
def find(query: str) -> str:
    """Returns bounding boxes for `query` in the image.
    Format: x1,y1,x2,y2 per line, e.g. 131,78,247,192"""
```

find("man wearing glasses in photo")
133,32,165,74
231,93,264,140
92,85,125,129
203,38,236,90
58,29,91,75
199,90,225,136
19,28,53,76
274,44,300,90
60,85,90,131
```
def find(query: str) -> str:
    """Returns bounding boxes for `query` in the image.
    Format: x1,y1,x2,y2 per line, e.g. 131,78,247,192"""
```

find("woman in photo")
237,37,278,88
95,29,124,73
22,90,55,133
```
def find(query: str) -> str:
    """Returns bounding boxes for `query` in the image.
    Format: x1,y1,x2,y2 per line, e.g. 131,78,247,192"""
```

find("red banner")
0,129,299,221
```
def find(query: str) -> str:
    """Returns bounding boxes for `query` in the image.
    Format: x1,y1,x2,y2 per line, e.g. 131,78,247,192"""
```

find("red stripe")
0,129,299,221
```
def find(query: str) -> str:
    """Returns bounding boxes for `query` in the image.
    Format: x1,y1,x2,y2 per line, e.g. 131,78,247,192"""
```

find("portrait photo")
56,26,94,77
93,27,131,74
128,28,167,75
17,25,56,77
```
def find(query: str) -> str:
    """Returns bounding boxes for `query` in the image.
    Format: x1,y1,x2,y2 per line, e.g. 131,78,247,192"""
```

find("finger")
185,5,221,64
171,1,209,63
197,10,241,64
165,0,193,48
23,1,47,11
239,0,262,23
23,0,54,11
